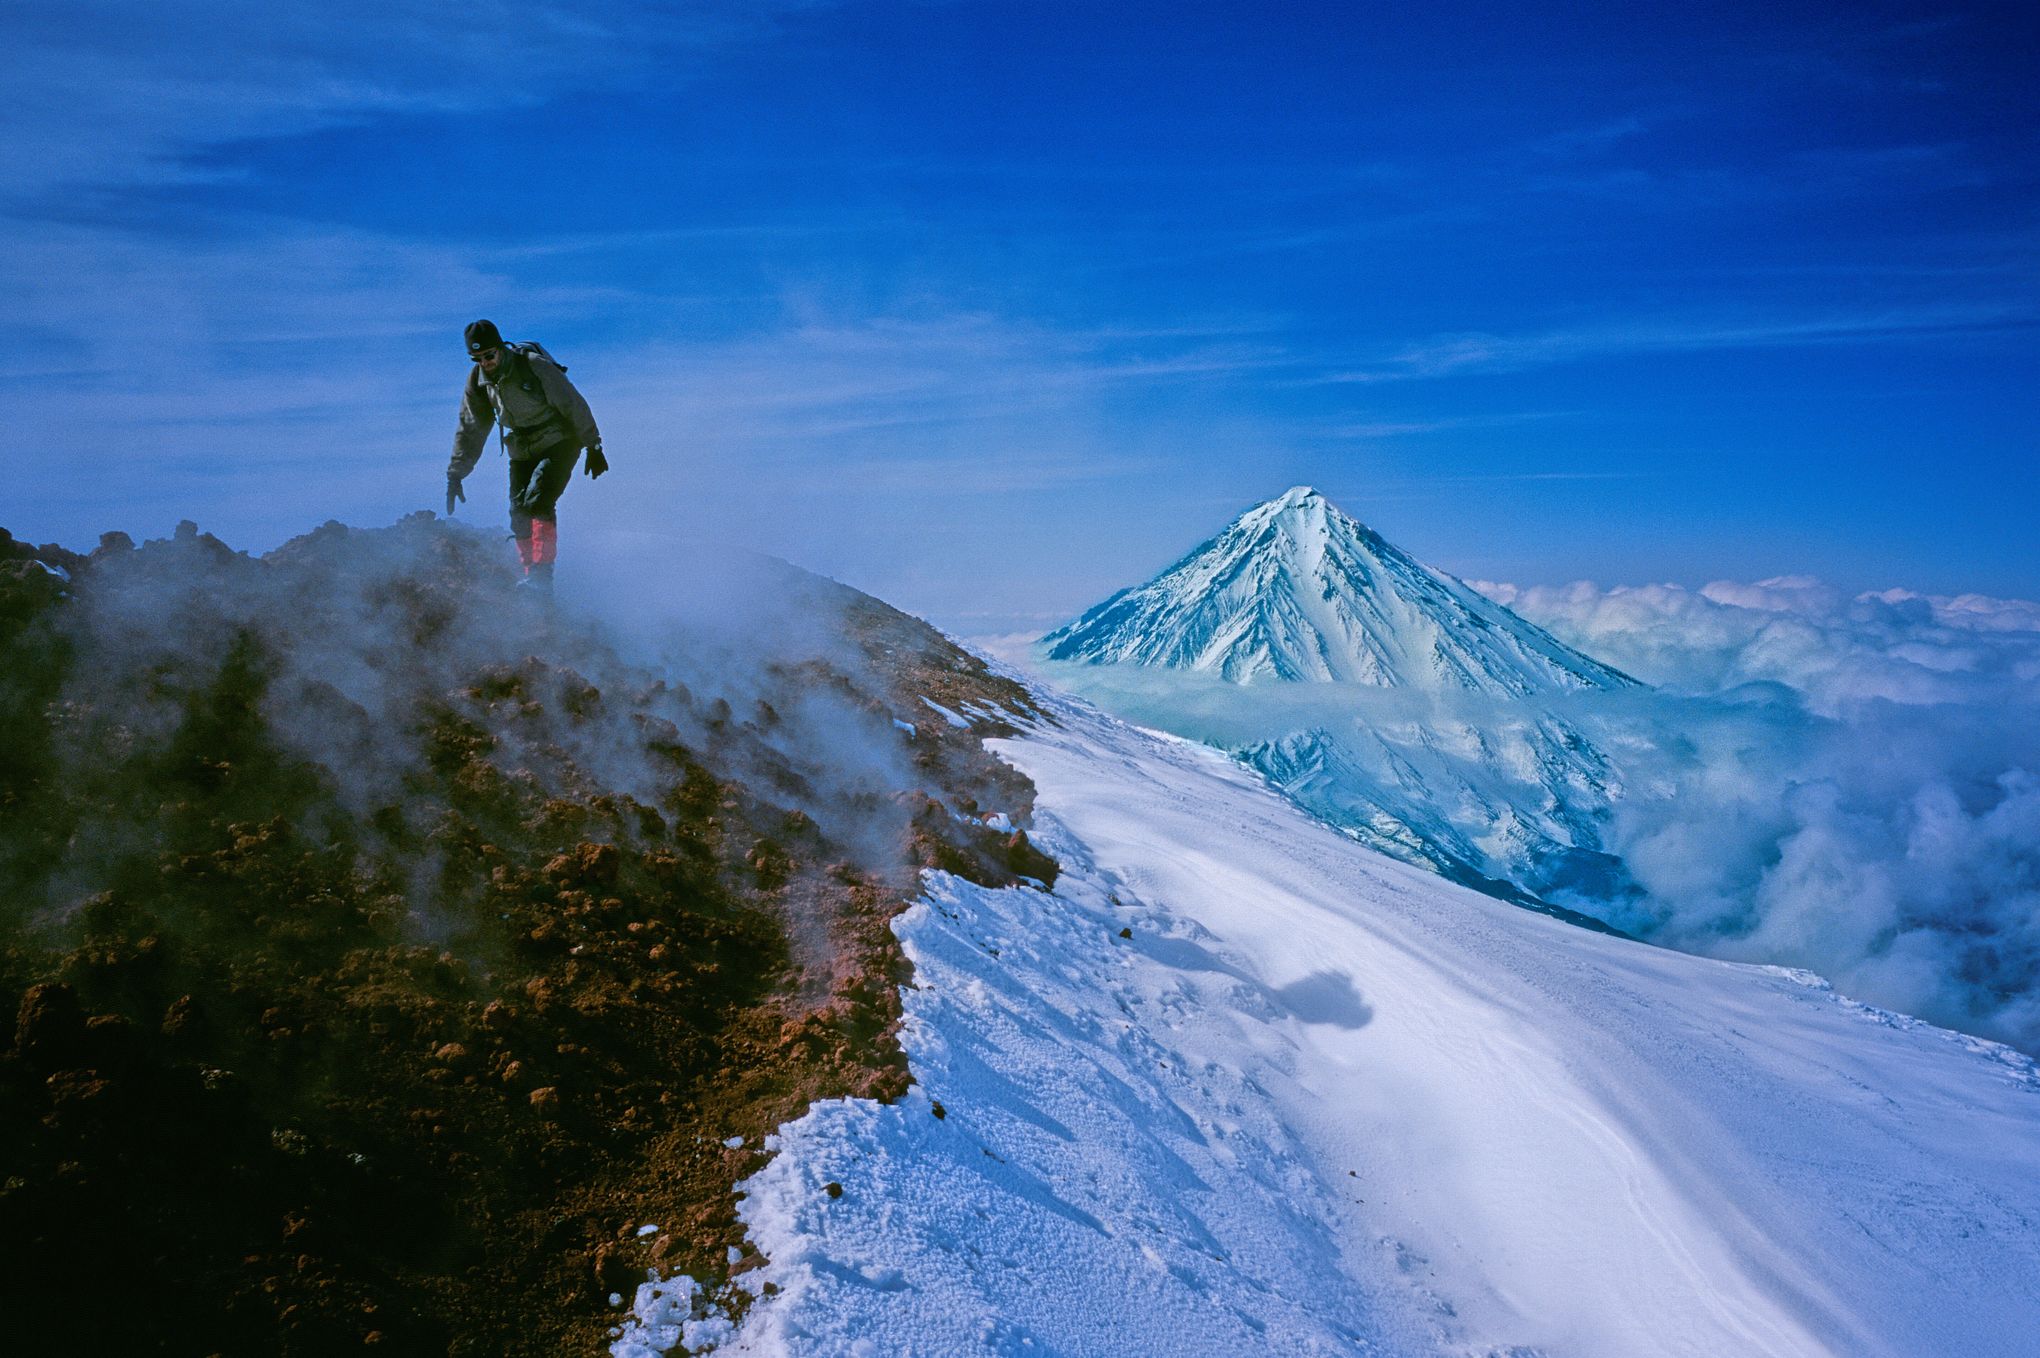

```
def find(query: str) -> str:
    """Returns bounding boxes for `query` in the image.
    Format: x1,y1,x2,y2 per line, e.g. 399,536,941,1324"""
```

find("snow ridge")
644,696,2040,1358
1043,486,1638,694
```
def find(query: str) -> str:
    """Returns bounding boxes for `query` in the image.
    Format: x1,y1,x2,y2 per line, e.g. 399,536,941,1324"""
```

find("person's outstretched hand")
445,475,466,517
585,444,608,480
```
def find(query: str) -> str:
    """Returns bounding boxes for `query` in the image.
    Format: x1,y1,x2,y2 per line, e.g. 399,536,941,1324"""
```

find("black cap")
465,319,504,356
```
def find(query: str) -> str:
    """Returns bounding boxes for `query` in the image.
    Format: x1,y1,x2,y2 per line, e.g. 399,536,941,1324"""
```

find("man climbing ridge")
445,319,607,591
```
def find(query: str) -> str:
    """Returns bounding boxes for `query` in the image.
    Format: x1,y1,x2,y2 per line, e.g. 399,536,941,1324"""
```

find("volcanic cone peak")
1043,486,1638,695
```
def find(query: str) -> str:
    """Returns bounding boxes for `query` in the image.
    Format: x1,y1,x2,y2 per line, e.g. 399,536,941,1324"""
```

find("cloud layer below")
1477,575,2040,712
1476,575,2040,1052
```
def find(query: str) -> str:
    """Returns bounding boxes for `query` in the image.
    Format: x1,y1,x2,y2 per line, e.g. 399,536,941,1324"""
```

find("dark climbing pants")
507,446,580,576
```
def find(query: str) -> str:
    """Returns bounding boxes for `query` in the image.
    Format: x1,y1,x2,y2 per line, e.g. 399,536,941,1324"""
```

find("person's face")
475,346,503,375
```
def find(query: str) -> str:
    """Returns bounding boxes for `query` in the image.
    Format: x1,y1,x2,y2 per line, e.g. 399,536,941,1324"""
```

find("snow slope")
1236,709,1631,914
1042,487,1637,694
618,695,2040,1358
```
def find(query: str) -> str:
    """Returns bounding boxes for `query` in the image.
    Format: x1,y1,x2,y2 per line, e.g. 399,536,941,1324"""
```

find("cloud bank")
1476,575,2040,713
1476,575,2040,1053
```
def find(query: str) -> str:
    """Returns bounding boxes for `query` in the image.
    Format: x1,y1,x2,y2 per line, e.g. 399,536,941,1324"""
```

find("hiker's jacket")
449,348,600,480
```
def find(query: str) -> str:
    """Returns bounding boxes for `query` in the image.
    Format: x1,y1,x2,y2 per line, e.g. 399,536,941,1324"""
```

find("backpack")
505,340,567,376
491,341,572,453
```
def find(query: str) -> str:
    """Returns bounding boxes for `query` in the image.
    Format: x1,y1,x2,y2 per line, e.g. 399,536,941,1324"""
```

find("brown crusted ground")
0,518,1054,1356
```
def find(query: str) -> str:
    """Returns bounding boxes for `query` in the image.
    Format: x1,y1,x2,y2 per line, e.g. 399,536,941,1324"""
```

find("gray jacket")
449,347,600,479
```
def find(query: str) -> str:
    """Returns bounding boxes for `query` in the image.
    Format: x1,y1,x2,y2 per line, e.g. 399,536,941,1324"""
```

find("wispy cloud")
0,219,608,376
1306,304,2038,384
1324,410,1574,439
1372,471,1653,487
1,2,843,199
597,313,1283,437
1529,114,1661,160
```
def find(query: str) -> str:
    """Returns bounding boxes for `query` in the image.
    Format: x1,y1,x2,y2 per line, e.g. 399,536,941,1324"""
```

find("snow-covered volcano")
1043,486,1637,694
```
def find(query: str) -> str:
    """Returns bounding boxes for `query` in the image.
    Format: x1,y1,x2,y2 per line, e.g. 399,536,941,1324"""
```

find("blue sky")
6,0,2035,631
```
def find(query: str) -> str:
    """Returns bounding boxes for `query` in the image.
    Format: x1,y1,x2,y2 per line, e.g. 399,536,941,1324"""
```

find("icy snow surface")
641,695,2040,1358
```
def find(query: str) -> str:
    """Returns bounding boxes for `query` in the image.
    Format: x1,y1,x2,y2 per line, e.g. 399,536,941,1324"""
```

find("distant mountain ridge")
1043,486,1638,695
